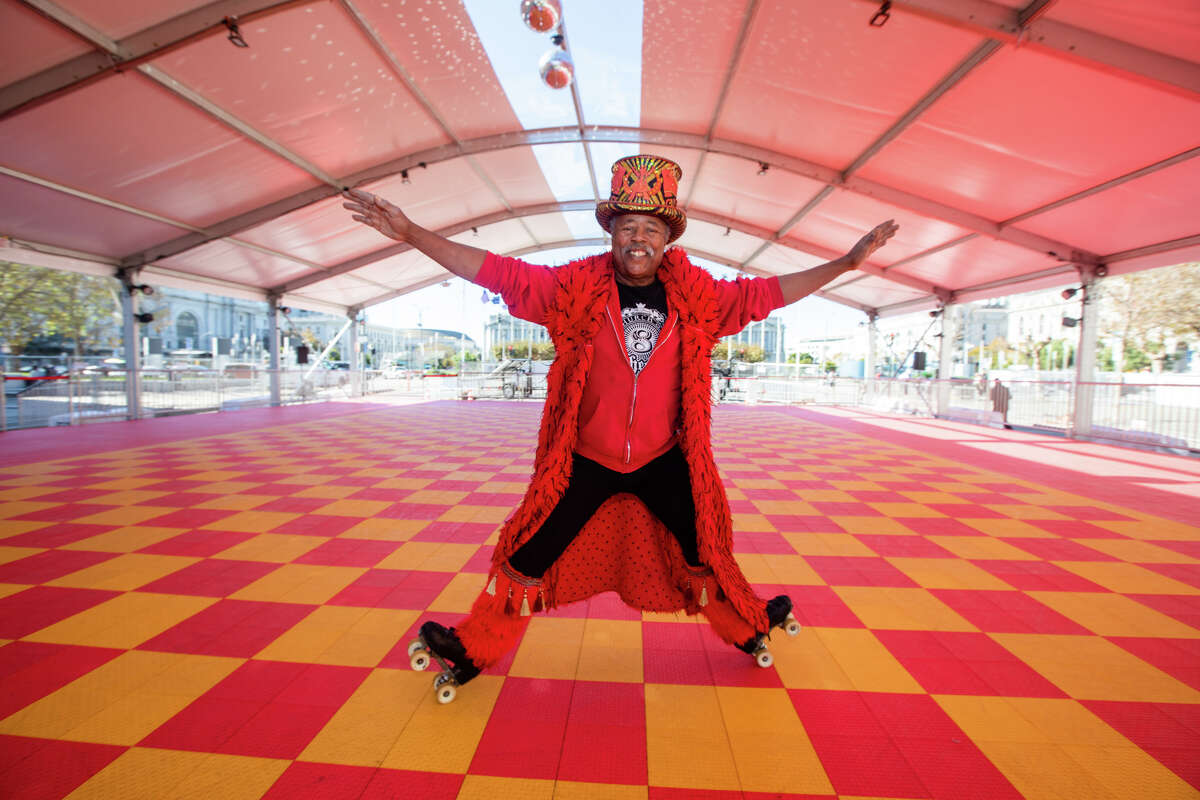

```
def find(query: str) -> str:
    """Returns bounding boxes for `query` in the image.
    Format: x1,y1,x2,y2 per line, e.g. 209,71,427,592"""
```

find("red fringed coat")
475,247,784,631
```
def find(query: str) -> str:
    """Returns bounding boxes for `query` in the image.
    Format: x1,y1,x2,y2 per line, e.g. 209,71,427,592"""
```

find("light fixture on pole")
539,35,574,89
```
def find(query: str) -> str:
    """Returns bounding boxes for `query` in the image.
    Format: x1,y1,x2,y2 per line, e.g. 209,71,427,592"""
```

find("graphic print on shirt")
622,302,666,375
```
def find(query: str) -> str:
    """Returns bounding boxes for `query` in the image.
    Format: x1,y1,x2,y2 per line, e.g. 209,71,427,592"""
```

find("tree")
1099,262,1200,371
1,263,122,356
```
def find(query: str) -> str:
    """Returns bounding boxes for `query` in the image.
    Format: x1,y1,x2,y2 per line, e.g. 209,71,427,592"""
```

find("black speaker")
296,344,309,364
912,351,927,371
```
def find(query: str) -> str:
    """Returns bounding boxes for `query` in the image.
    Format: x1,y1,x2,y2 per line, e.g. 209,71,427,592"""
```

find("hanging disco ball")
520,0,562,33
538,47,574,89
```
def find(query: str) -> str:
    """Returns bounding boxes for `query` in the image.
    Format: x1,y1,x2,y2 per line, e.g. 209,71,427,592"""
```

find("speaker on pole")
912,351,927,371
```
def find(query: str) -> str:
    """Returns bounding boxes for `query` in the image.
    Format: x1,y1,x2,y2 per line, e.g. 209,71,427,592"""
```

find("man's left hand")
846,220,899,269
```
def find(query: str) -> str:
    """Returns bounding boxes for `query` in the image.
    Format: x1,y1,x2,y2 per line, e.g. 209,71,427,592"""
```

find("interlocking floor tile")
2,401,1199,798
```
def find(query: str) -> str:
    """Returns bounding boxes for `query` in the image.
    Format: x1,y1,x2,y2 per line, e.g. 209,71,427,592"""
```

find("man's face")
610,214,669,286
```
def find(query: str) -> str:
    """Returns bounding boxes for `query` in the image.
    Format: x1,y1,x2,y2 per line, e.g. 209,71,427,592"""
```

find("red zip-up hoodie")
476,251,785,472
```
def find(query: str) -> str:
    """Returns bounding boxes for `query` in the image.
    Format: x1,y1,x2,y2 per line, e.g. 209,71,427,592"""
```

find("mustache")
622,245,655,256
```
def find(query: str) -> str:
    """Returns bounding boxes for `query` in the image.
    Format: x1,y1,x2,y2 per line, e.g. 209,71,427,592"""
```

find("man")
344,154,897,697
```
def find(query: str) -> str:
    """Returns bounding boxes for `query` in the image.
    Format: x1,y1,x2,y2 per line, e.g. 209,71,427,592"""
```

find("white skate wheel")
410,651,430,671
756,648,774,668
436,683,457,704
785,614,801,636
407,639,425,657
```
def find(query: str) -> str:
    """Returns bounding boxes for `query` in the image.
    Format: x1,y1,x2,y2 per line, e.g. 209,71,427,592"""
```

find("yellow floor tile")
301,668,429,766
965,741,1120,800
0,583,29,599
0,486,61,501
309,498,392,517
812,627,925,693
934,695,1052,744
1062,743,1198,800
510,616,586,680
575,618,643,683
185,481,263,495
192,494,275,511
926,535,1040,561
773,628,854,691
1053,561,1200,595
60,526,183,553
644,684,740,791
834,587,978,632
64,748,288,800
827,516,916,535
1028,591,1200,638
211,532,322,562
730,513,777,532
371,477,434,491
455,775,554,800
1004,697,1139,747
886,557,1014,590
428,572,488,614
898,491,972,505
983,504,1073,520
381,674,504,774
717,686,833,795
46,553,199,591
552,781,648,800
339,518,428,541
749,500,821,516
729,478,786,490
0,519,51,539
229,564,365,604
961,518,1057,538
0,650,239,743
789,490,856,503
376,541,477,572
992,634,1200,703
292,484,359,499
734,552,824,585
1077,538,1199,564
85,490,171,506
868,502,947,518
81,477,162,491
477,480,527,494
1094,518,1200,542
256,605,418,666
0,545,44,565
69,505,174,526
402,489,470,505
24,592,216,649
782,532,876,557
201,512,302,535
177,470,248,483
828,480,886,492
438,504,509,523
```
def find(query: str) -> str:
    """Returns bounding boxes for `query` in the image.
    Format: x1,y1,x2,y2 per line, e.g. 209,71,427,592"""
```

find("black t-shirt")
617,280,669,375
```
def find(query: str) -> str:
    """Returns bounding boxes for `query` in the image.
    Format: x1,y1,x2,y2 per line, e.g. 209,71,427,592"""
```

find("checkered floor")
1,400,1198,799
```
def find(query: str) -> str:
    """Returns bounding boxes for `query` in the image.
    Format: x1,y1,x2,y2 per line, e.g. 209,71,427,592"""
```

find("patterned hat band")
595,154,687,243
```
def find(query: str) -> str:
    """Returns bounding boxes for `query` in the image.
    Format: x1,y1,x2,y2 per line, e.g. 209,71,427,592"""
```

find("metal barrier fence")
5,369,1198,455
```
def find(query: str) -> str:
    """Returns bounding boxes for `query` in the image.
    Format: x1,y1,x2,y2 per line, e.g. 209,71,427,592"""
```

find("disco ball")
538,47,574,89
520,0,562,33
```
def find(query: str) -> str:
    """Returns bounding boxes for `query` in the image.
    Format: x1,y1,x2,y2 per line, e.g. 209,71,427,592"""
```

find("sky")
364,0,868,352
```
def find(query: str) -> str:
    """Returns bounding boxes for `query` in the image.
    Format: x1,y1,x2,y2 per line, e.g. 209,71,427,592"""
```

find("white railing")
5,368,1198,455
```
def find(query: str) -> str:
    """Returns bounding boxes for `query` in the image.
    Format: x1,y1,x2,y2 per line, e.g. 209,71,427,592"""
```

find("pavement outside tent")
1,400,1198,799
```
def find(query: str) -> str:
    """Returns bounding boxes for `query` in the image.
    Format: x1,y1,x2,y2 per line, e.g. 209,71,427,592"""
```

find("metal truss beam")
4,0,311,118
867,0,1200,97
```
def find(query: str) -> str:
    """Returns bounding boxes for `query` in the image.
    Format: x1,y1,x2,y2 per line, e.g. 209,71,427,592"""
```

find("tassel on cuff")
485,562,548,618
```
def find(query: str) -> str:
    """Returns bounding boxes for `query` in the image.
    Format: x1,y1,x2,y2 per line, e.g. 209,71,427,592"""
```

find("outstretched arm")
342,188,488,283
777,220,898,306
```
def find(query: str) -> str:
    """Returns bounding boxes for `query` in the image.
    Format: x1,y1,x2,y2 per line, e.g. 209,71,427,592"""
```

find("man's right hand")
342,188,413,242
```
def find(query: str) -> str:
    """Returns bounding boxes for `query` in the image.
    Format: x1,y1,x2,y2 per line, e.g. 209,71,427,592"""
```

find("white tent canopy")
2,0,1198,320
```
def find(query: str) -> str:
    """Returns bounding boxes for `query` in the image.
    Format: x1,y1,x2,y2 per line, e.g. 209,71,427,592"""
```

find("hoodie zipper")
607,306,676,465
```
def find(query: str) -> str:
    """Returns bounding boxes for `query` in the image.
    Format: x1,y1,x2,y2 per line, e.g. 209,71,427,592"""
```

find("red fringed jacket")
475,248,784,630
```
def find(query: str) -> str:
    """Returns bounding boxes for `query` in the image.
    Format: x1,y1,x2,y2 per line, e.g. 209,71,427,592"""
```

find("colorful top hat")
595,154,687,243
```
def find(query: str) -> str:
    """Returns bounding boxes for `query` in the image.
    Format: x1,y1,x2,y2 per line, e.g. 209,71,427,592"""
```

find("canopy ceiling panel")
351,0,528,141
639,0,749,134
900,237,1066,290
1011,157,1200,258
679,219,767,265
787,188,973,269
685,151,829,234
147,2,451,178
0,2,92,85
858,47,1200,222
156,239,316,288
1046,0,1200,64
824,274,929,310
0,72,320,228
713,0,984,171
2,0,1196,320
469,148,562,210
0,174,184,257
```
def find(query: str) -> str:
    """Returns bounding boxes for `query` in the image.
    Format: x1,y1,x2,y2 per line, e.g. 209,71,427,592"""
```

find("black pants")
508,445,702,578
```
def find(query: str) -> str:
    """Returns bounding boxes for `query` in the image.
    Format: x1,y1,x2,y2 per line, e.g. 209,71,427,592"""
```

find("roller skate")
407,621,481,704
736,595,801,668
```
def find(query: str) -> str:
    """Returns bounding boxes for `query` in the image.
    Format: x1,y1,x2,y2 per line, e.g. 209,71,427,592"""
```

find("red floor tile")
140,508,238,528
469,677,573,779
0,586,121,639
1,523,111,548
0,737,125,800
0,642,123,719
327,569,453,609
0,550,117,585
293,538,399,567
853,534,955,558
970,559,1108,591
557,681,647,784
137,529,258,557
931,589,1091,635
139,599,316,657
804,556,919,587
1108,637,1200,691
139,559,280,596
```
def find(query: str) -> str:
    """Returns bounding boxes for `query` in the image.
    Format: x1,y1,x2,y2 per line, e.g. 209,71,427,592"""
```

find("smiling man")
343,154,897,699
